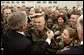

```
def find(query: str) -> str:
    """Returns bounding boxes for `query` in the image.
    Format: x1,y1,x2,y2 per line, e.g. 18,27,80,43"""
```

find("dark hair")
73,6,76,9
71,12,81,16
56,15,67,23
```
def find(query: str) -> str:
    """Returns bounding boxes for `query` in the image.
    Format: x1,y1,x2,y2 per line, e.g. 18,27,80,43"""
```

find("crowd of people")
1,5,83,54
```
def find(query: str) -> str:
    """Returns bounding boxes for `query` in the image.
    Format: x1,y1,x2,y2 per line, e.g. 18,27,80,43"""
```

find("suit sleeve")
31,41,49,54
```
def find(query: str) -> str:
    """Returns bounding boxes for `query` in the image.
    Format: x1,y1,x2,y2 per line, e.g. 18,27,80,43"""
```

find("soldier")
56,27,80,54
46,18,55,31
30,13,48,44
25,13,49,48
69,13,80,29
46,15,69,54
25,13,57,54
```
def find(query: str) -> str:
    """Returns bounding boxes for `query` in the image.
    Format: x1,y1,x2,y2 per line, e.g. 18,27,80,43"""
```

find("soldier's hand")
47,30,54,40
54,31,60,35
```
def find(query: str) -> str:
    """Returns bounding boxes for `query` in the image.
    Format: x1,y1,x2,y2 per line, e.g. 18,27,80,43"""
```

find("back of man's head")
8,11,28,30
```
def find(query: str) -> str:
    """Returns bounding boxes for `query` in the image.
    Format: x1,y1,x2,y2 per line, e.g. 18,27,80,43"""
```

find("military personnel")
32,14,48,44
25,13,49,49
46,18,56,31
56,27,80,54
46,15,72,54
27,13,56,54
69,13,80,29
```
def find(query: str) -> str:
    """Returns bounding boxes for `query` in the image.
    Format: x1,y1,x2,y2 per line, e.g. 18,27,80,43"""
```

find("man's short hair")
71,13,81,19
8,11,28,30
71,12,81,16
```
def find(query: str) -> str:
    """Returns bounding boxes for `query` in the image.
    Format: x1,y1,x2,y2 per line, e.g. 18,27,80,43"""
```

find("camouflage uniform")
46,23,69,54
25,26,48,53
31,27,51,54
56,27,80,54
46,35,64,54
56,39,80,54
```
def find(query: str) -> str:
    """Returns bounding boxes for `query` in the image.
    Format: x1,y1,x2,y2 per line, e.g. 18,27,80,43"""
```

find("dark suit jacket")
60,45,83,54
2,29,49,54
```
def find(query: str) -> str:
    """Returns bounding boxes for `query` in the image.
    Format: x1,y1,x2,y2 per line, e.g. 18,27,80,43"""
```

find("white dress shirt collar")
17,31,26,36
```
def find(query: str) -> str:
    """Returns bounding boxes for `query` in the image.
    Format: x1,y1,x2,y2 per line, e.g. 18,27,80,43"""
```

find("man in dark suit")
2,11,54,54
59,15,83,54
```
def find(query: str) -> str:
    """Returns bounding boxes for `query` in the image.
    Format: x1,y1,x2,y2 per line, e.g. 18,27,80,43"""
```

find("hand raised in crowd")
45,26,54,40
47,30,54,40
54,31,61,35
